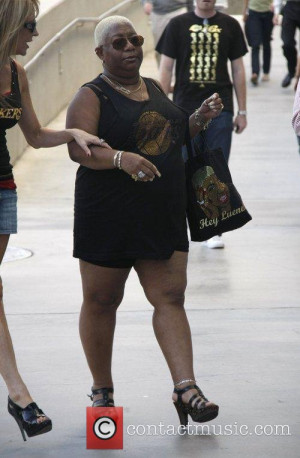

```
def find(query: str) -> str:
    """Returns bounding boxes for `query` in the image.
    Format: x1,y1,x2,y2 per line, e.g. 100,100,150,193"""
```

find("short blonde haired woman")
67,15,223,428
0,0,104,441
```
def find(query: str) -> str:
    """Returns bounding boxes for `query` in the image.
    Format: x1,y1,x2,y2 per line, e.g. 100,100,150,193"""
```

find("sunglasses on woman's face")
111,35,144,51
24,21,37,33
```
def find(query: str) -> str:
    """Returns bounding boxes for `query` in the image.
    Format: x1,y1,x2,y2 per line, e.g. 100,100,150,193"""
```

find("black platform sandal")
7,396,52,441
87,387,114,407
173,380,219,427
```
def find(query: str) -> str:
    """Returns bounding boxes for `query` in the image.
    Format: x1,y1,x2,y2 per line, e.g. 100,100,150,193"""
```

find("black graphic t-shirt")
156,11,248,114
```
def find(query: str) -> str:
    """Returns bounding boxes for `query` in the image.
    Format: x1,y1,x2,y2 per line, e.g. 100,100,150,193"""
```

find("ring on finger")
220,103,224,110
131,174,138,181
99,138,106,145
137,170,146,179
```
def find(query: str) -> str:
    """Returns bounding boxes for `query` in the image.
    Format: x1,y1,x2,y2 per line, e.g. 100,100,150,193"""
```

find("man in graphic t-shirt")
156,0,248,249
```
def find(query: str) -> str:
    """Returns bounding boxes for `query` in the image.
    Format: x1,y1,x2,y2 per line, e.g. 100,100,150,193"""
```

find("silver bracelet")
113,150,124,169
174,378,196,387
194,108,212,130
117,150,124,170
113,151,119,168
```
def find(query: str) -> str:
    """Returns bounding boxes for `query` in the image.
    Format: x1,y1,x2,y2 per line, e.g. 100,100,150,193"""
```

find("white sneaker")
205,235,225,249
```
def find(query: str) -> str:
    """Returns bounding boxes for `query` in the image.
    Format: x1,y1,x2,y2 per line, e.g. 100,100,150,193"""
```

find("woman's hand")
121,152,161,182
67,128,111,156
189,93,224,137
197,93,224,121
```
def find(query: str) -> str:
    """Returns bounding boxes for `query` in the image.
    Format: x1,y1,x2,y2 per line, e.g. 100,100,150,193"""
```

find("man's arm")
273,0,282,14
243,0,249,22
273,0,282,24
231,57,247,134
158,55,175,94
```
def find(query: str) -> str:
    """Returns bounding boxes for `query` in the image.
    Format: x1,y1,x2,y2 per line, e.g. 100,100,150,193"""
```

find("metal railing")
25,0,138,72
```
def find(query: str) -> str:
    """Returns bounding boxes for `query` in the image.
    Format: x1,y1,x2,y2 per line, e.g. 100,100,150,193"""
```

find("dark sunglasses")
111,35,144,50
24,21,37,33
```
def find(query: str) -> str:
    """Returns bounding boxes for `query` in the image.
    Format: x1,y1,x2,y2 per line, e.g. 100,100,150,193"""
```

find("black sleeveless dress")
73,76,189,263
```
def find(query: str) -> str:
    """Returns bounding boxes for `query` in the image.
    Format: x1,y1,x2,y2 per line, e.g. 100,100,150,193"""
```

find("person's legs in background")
281,3,299,87
261,11,274,81
245,10,263,85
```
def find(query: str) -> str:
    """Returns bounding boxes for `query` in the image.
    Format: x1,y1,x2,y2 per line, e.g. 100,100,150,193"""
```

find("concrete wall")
8,0,153,163
227,0,244,15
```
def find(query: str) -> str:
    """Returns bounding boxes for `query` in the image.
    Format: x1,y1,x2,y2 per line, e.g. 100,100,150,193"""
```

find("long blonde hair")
0,0,39,69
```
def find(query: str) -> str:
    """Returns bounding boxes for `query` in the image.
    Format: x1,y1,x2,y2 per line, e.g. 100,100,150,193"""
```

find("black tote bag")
185,134,252,242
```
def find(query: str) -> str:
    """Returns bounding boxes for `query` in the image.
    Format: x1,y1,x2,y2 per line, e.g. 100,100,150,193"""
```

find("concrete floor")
0,24,300,458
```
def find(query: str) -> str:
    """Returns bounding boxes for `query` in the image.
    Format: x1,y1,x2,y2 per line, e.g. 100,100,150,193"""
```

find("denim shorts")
0,188,17,234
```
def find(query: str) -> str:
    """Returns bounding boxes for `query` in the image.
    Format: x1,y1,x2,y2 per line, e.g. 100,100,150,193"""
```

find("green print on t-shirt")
189,24,222,86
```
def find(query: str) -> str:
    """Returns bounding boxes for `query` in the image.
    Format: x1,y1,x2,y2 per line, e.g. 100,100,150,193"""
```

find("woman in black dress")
67,15,223,426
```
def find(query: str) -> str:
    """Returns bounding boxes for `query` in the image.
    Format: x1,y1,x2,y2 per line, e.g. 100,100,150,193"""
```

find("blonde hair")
0,0,39,69
94,15,134,47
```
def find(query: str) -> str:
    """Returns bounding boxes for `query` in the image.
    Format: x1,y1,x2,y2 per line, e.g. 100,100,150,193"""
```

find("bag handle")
186,124,212,161
185,122,195,162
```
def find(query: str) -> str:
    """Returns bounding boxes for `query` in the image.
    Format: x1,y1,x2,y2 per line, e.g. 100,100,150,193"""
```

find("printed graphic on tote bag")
192,166,231,221
186,144,252,241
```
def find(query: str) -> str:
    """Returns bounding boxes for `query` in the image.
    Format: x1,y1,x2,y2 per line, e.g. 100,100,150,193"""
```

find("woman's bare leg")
79,260,131,403
135,252,193,381
0,234,32,408
135,251,215,407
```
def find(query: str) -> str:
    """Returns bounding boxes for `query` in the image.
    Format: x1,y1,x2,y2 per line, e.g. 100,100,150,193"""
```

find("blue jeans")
281,1,300,77
0,188,17,234
245,9,274,76
189,111,233,163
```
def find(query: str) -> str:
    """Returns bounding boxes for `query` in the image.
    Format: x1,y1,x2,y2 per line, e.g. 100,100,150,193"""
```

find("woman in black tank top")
0,0,105,441
67,15,223,427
